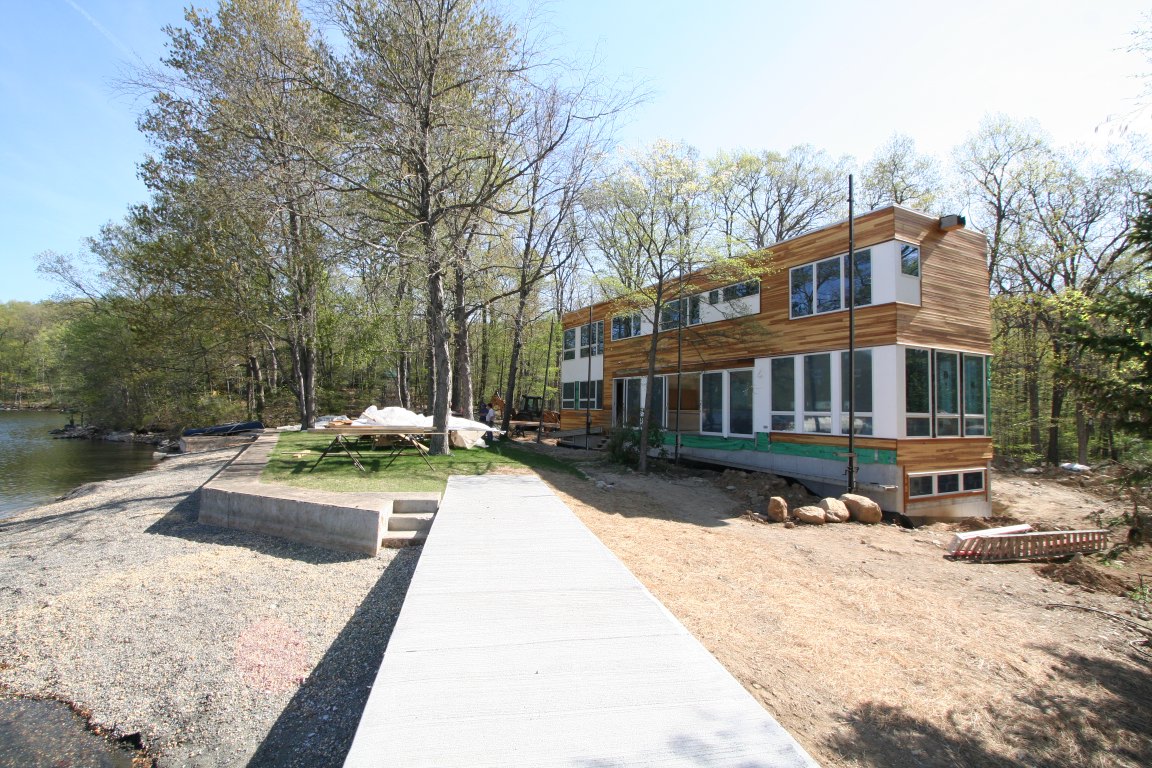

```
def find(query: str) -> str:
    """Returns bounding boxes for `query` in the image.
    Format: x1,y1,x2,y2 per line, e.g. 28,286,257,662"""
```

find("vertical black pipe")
585,298,593,442
847,175,858,492
537,316,555,444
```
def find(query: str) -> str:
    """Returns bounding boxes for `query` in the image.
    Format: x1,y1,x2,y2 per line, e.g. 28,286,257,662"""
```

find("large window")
562,379,602,410
905,348,932,436
700,369,753,436
803,353,832,433
770,357,795,431
660,296,701,331
579,321,604,358
701,372,725,433
563,328,576,360
611,312,642,341
934,351,960,436
729,370,753,435
964,354,987,436
905,348,990,438
840,350,873,435
789,250,872,318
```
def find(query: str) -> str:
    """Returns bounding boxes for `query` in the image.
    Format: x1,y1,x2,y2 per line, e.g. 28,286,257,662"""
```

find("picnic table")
307,425,444,472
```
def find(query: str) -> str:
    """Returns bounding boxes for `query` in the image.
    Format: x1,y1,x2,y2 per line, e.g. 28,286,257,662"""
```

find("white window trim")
789,249,873,320
907,467,987,499
700,368,754,437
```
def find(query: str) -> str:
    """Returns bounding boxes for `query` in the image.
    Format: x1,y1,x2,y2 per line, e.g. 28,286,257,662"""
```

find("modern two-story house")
559,205,993,520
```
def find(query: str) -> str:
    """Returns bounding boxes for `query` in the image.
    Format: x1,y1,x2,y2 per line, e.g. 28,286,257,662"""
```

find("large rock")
841,493,883,524
819,497,850,523
793,505,826,525
765,496,788,523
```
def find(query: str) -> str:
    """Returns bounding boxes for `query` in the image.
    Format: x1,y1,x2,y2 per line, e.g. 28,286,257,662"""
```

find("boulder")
819,497,850,523
841,493,883,524
793,505,826,525
765,496,788,523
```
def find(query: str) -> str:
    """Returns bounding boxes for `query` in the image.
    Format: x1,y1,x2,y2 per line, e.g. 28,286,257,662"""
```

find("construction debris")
946,524,1110,563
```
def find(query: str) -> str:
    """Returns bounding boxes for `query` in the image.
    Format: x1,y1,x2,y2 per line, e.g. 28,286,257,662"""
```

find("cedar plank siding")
894,208,992,352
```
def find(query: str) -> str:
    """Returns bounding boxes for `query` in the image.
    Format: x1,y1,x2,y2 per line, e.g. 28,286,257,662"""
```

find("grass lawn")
262,431,583,493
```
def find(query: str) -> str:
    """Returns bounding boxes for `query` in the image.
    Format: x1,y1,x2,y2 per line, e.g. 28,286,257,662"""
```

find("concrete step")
380,529,427,548
393,497,440,514
388,511,435,532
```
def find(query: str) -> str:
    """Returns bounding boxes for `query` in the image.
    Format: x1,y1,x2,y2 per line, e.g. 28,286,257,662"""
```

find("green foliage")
1064,286,1152,440
606,421,666,468
1129,584,1152,605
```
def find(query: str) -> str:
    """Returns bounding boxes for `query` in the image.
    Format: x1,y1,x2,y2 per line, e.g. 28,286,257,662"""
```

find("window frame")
563,328,576,361
770,356,796,432
659,296,702,332
906,467,987,500
611,312,642,341
802,352,833,434
579,321,604,358
840,349,874,436
900,243,921,277
789,249,873,319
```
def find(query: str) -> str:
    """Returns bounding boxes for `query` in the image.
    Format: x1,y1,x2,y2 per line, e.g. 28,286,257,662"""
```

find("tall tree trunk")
479,303,490,407
452,263,475,419
398,352,411,410
1076,401,1089,465
1046,379,1066,466
426,259,453,454
501,288,529,434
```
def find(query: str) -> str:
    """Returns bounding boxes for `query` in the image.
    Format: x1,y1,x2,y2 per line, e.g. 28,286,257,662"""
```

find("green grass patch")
262,431,583,493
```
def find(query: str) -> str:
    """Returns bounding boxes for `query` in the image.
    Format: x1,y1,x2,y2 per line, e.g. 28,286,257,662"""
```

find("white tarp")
354,406,495,448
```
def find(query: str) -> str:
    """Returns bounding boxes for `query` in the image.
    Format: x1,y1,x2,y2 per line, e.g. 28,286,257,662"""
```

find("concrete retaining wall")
198,434,440,556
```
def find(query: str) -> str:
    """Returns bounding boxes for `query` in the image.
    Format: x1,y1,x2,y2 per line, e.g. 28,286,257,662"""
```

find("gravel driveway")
0,449,419,767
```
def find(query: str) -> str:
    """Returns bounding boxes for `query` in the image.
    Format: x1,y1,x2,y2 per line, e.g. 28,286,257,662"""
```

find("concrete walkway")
344,474,819,767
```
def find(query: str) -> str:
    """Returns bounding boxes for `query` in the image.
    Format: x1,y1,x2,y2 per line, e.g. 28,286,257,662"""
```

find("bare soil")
519,439,1152,768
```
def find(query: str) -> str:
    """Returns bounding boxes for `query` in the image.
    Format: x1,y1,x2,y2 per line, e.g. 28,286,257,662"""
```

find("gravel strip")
0,449,420,767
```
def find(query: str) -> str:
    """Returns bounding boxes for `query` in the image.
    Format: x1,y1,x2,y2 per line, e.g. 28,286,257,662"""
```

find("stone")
793,505,826,525
819,497,850,523
841,493,883,524
765,496,788,523
783,520,795,529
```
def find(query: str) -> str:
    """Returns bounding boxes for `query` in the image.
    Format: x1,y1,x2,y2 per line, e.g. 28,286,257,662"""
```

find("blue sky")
1,0,1149,303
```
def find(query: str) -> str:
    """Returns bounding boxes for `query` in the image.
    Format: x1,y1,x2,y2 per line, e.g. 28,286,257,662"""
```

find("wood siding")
894,209,992,353
897,438,994,471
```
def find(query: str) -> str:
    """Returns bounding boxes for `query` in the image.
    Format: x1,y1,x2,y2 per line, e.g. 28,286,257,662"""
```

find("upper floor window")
660,296,701,331
563,328,576,360
900,244,920,276
790,249,872,318
611,312,642,341
709,279,760,304
579,321,604,358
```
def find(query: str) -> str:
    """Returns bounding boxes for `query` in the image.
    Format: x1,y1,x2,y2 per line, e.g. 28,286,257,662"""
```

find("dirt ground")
515,438,1152,768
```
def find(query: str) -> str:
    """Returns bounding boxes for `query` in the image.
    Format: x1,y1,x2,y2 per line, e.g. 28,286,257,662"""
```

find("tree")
860,133,942,212
324,0,556,453
707,145,849,256
588,141,712,472
134,0,337,428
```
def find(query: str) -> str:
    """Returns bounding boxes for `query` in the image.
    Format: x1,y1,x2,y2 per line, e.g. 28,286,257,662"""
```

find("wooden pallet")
947,529,1110,562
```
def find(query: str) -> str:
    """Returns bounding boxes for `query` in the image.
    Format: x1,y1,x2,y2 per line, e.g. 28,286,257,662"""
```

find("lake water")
0,411,159,519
